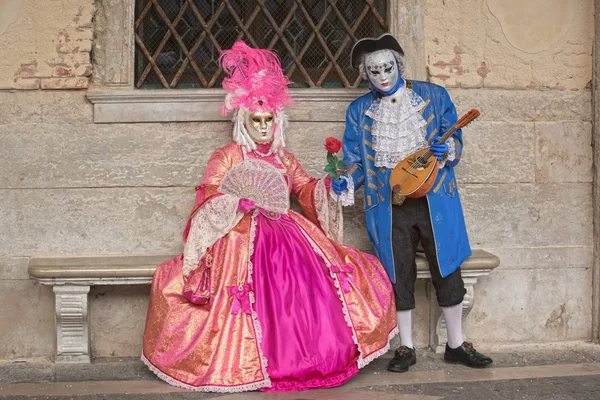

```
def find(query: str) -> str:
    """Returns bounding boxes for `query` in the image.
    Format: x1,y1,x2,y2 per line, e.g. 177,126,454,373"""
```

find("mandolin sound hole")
413,157,432,169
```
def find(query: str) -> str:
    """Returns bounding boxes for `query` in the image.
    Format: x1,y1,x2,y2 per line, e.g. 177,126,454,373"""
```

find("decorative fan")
219,159,290,214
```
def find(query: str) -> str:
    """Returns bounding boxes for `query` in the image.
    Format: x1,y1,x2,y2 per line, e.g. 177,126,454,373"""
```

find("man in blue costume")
332,34,492,373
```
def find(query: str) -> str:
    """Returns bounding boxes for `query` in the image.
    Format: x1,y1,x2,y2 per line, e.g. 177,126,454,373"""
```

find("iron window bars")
134,0,388,89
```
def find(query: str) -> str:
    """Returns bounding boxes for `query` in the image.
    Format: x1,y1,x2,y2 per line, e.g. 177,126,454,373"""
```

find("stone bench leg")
53,286,91,363
430,277,477,353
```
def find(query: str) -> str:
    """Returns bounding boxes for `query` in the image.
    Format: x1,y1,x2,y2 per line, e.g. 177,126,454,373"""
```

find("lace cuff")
182,194,243,276
329,176,355,206
439,137,456,169
315,177,343,243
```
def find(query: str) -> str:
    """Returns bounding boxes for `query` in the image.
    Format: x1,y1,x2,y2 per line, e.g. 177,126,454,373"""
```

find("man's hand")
430,142,449,160
237,198,256,213
331,178,348,195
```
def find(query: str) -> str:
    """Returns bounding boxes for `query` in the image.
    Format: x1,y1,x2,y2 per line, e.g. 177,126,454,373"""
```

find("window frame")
132,0,388,90
87,0,424,124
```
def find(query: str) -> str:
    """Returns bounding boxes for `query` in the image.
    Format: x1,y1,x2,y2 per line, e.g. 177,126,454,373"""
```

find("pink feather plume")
218,41,295,115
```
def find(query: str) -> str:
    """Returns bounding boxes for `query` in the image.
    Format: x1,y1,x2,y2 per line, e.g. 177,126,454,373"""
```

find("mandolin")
390,109,480,198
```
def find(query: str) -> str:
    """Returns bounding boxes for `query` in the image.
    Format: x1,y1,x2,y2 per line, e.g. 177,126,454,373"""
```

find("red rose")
324,137,343,154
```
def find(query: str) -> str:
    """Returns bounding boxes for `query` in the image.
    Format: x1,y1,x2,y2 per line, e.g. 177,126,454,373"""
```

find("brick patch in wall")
10,4,94,90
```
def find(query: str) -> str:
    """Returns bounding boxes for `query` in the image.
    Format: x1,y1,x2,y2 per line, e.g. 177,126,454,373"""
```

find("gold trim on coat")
432,170,448,194
419,98,431,115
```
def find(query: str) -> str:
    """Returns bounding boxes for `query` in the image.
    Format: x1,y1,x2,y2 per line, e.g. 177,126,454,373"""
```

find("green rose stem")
324,152,347,224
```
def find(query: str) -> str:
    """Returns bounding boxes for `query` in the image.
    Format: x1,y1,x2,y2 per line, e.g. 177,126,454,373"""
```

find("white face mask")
244,110,275,144
365,50,398,93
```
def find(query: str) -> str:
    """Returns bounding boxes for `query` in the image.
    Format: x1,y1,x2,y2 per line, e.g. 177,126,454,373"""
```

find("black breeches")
391,197,465,310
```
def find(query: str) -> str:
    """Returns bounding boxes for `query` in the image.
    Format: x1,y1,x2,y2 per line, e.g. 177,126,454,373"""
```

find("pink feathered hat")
219,41,295,116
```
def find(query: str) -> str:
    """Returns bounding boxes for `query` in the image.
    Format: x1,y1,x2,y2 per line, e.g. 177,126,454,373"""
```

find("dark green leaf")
327,153,335,165
324,164,337,173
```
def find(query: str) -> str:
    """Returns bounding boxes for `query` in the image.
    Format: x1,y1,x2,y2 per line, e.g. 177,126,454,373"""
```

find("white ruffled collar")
366,86,428,169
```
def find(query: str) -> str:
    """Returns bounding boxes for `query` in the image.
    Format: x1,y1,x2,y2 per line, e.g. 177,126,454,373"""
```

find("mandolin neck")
434,125,458,145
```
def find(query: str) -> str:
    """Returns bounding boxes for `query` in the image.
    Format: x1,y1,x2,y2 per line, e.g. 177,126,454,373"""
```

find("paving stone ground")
2,344,600,400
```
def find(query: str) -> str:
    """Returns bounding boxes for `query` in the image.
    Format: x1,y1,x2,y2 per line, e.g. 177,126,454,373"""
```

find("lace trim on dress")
151,210,273,392
292,222,399,369
141,353,271,393
314,177,343,243
246,211,272,389
357,325,399,368
293,225,362,356
366,86,429,169
182,195,243,276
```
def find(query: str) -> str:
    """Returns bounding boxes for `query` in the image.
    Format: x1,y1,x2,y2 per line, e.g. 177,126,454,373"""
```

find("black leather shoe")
387,346,416,373
444,342,493,368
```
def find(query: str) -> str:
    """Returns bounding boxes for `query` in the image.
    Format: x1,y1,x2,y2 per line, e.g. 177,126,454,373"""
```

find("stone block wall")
0,0,595,360
425,0,592,90
425,0,594,346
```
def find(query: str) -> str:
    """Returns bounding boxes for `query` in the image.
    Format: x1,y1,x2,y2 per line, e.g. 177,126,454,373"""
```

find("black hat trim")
350,34,404,69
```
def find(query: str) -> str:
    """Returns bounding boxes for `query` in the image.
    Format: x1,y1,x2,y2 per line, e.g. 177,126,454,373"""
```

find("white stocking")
396,310,414,349
442,303,464,349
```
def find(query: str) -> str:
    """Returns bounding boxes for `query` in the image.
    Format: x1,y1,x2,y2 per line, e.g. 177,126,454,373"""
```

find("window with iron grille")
134,0,388,89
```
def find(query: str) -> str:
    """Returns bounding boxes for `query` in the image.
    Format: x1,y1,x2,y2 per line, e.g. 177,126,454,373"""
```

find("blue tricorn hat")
350,34,404,69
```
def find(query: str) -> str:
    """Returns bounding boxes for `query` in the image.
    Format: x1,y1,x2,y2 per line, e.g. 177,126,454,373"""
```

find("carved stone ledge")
85,88,368,124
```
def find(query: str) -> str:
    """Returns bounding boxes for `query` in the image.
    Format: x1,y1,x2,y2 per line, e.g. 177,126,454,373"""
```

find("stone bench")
28,250,499,363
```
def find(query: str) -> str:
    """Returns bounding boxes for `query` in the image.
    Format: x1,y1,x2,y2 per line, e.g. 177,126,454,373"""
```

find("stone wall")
0,0,595,361
425,0,592,90
0,0,93,90
424,0,594,346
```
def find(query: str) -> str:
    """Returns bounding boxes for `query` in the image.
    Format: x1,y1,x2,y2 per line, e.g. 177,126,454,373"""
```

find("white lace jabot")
366,85,428,169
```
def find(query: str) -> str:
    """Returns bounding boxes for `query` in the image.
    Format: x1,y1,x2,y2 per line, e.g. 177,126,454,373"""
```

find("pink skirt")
252,212,359,391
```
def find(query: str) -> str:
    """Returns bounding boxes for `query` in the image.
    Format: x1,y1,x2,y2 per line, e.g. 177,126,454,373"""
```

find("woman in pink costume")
142,41,398,393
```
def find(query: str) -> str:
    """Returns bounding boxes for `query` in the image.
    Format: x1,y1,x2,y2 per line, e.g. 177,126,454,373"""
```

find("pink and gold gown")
142,142,398,392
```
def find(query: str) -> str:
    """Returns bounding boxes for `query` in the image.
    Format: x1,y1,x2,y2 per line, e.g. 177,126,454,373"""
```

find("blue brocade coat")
342,80,471,282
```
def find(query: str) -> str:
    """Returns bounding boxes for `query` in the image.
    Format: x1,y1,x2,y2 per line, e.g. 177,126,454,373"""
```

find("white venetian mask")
244,110,275,144
365,50,399,94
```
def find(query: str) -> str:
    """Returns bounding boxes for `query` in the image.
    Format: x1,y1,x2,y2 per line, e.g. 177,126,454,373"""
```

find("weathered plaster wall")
426,0,593,90
425,0,594,346
0,0,93,90
0,0,595,360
